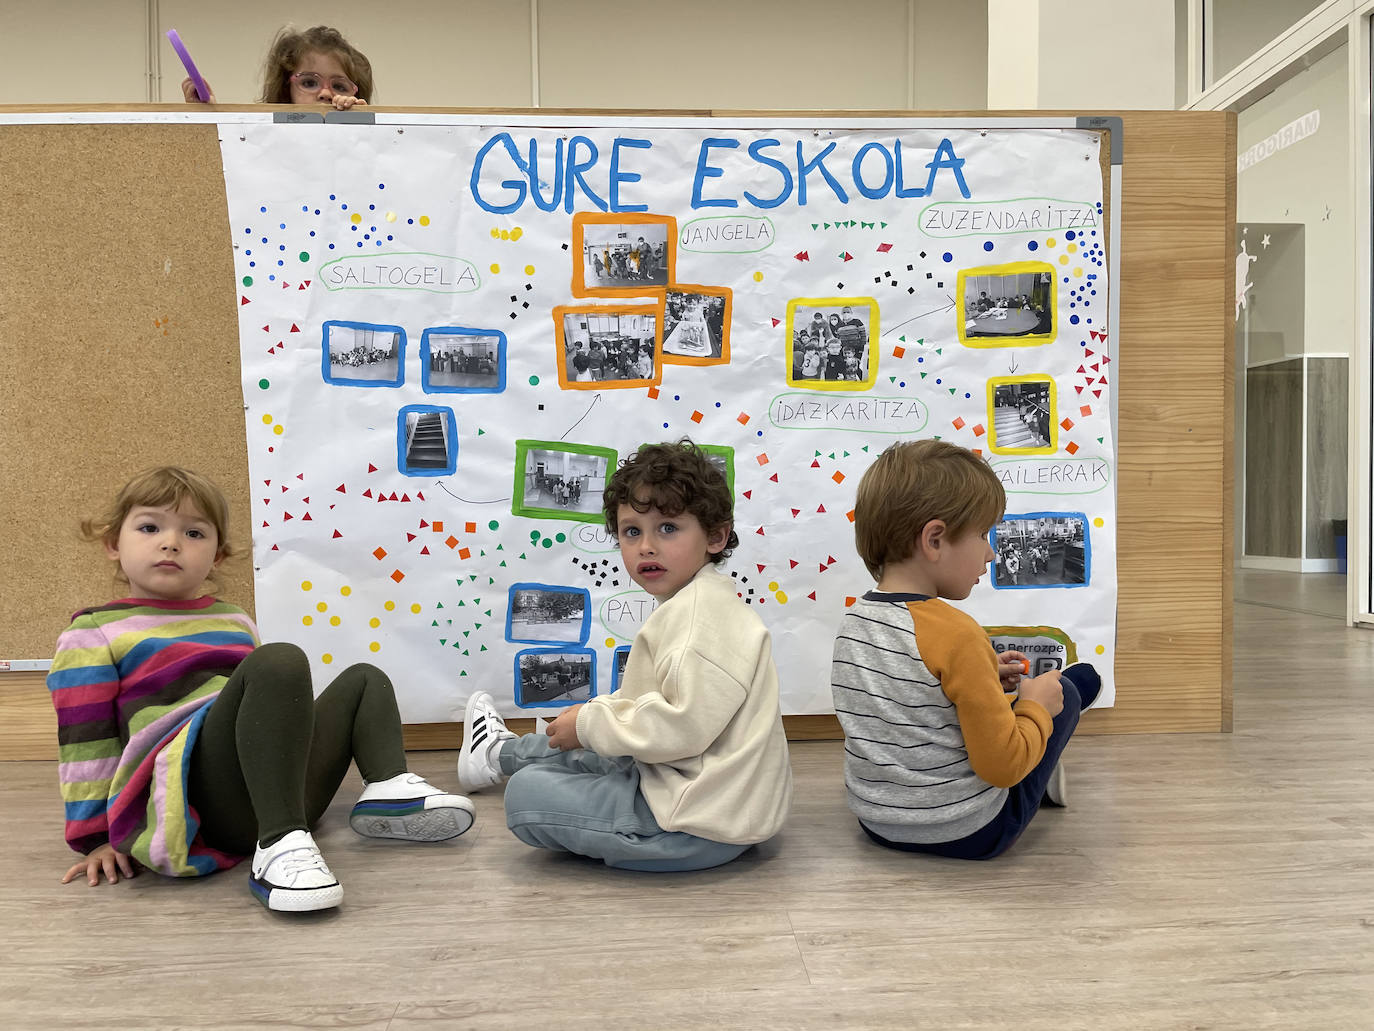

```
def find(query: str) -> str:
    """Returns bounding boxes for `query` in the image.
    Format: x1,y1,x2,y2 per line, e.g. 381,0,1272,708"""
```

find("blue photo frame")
505,583,592,645
420,326,507,394
989,511,1090,590
513,647,597,708
609,645,633,692
321,320,406,387
396,405,457,477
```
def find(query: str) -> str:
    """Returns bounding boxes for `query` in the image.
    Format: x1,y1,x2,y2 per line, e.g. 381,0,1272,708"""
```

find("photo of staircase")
405,410,449,469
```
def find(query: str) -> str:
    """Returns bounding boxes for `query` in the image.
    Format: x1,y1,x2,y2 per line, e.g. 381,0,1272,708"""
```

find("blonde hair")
853,440,1004,580
258,25,374,104
82,467,234,561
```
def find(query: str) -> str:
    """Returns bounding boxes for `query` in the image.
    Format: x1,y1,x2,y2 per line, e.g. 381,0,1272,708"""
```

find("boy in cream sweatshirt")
459,440,792,871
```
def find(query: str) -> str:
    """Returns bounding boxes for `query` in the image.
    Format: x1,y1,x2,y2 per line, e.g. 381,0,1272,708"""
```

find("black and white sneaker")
349,772,475,841
457,691,516,792
249,830,342,912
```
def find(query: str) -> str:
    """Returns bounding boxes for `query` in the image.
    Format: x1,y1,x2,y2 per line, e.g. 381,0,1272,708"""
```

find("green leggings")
188,642,407,854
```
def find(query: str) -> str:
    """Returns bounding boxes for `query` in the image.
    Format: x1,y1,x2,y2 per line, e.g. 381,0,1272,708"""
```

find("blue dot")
982,241,993,251
268,274,275,280
964,392,971,399
277,259,283,266
378,184,385,190
245,249,252,256
244,227,251,234
328,243,335,250
341,203,348,210
1069,314,1080,325
248,261,255,267
369,204,375,210
1090,290,1096,295
279,244,285,251
674,395,680,401
301,206,308,212
663,423,669,429
329,194,336,200
364,234,371,239
261,237,268,244
935,379,942,385
259,206,267,213
408,218,414,224
1069,303,1075,309
356,242,363,248
309,231,316,237
899,381,906,388
918,356,924,363
370,226,377,233
1086,318,1093,324
1063,277,1070,283
1027,240,1038,251
279,223,286,230
314,209,321,215
715,402,722,408
757,430,764,437
386,235,394,241
1065,230,1076,241
942,252,953,262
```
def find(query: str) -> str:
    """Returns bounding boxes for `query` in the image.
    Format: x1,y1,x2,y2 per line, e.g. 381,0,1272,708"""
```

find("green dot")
298,251,310,262
258,378,270,389
555,533,567,543
242,275,253,286
541,538,553,548
530,531,541,543
528,375,540,386
488,520,500,531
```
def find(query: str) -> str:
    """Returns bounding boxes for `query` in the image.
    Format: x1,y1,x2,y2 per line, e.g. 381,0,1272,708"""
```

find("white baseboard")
1240,555,1343,573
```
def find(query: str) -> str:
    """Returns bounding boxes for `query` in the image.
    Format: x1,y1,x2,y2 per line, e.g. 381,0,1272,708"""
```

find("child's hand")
545,705,583,750
180,76,217,104
997,650,1030,691
62,843,136,886
1017,669,1065,718
331,95,367,111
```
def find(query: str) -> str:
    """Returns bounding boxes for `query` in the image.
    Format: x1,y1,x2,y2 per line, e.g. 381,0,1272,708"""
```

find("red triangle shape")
827,556,837,565
819,562,828,572
262,324,270,332
791,508,800,517
742,490,752,499
336,483,346,493
299,283,308,290
290,323,300,333
1074,385,1083,394
416,492,426,501
1102,355,1111,364
282,484,289,492
262,520,269,528
368,463,378,473
811,459,821,468
302,496,309,504
282,281,290,289
808,591,816,600
283,512,293,521
817,504,826,513
271,544,279,550
401,493,411,502
755,526,765,535
389,492,399,501
301,512,312,521
769,473,778,482
420,546,430,555
1084,348,1094,357
419,519,429,529
406,533,417,542
1090,363,1099,371
771,317,781,327
240,296,251,305
262,498,270,506
1076,365,1085,374
1092,389,1102,397
1098,376,1108,384
756,564,766,573
332,529,343,538
264,480,271,485
297,473,303,480
302,280,311,287
363,488,373,498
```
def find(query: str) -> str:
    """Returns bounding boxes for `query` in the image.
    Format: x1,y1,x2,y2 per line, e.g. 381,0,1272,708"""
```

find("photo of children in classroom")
962,269,1054,338
991,514,1089,587
789,303,872,384
580,223,669,289
560,311,659,384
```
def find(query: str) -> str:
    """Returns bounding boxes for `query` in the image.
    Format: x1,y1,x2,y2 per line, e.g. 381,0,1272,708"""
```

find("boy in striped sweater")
831,440,1100,859
50,467,474,912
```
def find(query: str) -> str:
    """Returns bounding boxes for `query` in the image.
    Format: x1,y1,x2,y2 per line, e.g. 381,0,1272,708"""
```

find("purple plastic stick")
166,29,210,102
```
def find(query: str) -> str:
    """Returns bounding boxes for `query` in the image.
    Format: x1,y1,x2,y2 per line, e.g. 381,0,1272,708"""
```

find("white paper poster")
218,119,1116,721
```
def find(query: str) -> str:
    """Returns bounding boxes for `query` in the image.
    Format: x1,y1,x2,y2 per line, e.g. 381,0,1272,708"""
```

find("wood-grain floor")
5,578,1372,1030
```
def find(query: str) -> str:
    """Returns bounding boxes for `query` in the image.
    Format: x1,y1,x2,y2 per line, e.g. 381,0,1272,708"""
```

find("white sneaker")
349,772,475,841
249,829,343,912
457,691,516,792
1043,761,1068,807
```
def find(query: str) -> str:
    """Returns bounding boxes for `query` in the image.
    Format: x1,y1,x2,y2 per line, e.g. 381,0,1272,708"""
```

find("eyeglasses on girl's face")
289,71,358,96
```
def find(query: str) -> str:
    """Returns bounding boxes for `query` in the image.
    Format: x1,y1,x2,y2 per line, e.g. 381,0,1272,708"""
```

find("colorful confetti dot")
752,271,763,282
273,425,284,435
490,227,501,238
370,617,381,628
316,602,328,613
369,642,381,652
410,603,422,614
384,600,396,611
490,263,500,274
262,414,274,425
524,264,535,275
1095,645,1105,655
418,216,430,227
350,213,362,225
1093,517,1105,527
605,637,616,648
258,378,270,389
322,653,333,664
302,615,313,626
301,581,313,591
510,227,523,240
340,586,351,596
386,212,397,222
329,616,341,627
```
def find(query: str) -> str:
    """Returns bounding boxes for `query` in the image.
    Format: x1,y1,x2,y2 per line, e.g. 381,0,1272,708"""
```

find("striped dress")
831,592,1053,844
47,597,259,876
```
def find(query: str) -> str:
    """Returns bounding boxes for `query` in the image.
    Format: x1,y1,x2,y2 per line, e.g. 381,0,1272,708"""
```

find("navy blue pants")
862,663,1101,860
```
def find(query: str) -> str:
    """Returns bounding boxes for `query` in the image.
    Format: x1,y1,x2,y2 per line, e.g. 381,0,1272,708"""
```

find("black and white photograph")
560,310,659,385
663,289,728,361
421,329,504,393
788,302,873,385
611,645,632,691
990,380,1054,451
505,584,591,645
962,269,1054,340
514,443,613,520
322,321,404,386
397,405,456,476
700,445,735,496
577,219,670,290
991,514,1090,588
514,649,596,707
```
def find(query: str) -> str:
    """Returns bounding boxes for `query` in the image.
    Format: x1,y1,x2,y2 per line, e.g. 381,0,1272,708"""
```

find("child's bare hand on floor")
61,843,137,886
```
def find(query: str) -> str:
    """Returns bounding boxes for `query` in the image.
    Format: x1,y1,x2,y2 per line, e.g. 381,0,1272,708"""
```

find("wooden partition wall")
0,107,1235,759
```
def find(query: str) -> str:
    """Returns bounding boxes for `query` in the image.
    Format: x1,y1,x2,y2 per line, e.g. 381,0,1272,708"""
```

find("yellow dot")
322,653,333,664
1058,255,1070,266
316,602,328,613
273,424,284,435
604,637,616,648
261,414,273,425
329,615,341,627
511,227,523,241
752,271,764,282
302,615,313,626
524,264,535,275
369,617,381,628
1067,242,1078,253
490,263,500,274
768,581,779,591
1095,645,1106,655
1093,517,1105,527
350,213,362,225
500,229,510,240
384,600,395,611
1074,267,1084,277
1046,237,1057,247
775,591,788,604
490,227,501,238
369,641,381,653
385,211,397,223
418,215,430,226
410,603,422,614
340,585,351,596
301,580,313,591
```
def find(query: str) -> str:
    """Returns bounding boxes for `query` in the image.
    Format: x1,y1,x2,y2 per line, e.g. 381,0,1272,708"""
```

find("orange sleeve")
912,601,1053,788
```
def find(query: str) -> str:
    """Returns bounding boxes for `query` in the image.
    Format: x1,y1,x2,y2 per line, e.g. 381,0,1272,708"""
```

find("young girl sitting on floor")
49,467,471,913
182,24,372,110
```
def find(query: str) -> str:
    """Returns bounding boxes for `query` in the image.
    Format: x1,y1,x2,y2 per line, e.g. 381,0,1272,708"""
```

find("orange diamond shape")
973,424,985,437
690,410,703,423
952,416,966,430
893,346,906,359
390,569,405,583
465,521,476,533
647,385,660,399
1060,418,1074,430
1079,405,1092,417
445,535,459,549
458,547,471,560
846,509,856,522
832,471,845,484
757,453,770,466
372,547,387,560
1065,441,1080,455
433,520,444,533
737,412,750,425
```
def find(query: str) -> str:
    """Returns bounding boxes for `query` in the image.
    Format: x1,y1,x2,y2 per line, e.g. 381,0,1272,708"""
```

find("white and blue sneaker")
457,691,516,792
249,829,343,912
348,773,475,841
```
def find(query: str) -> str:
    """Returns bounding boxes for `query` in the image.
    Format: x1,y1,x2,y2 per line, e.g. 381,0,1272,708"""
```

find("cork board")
0,108,1234,758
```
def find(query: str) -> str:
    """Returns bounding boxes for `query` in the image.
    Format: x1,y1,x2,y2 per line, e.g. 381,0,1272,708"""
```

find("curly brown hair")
602,439,739,564
258,25,374,104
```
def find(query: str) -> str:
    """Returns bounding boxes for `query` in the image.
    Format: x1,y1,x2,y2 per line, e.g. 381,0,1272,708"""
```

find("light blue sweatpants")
499,734,748,872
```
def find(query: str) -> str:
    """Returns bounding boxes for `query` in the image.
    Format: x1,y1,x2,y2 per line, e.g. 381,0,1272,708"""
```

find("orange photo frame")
552,301,666,391
571,212,677,298
661,284,732,367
